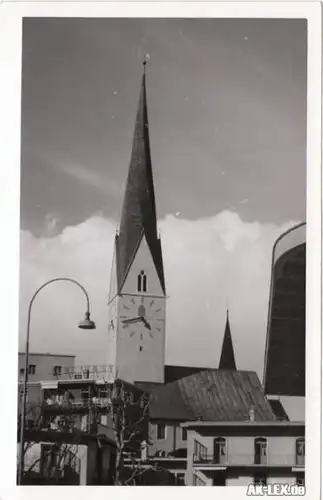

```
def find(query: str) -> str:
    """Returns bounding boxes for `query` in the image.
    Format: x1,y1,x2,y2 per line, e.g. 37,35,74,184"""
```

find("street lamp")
17,277,96,485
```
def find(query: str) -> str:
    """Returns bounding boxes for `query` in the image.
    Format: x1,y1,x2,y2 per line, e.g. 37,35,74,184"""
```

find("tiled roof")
219,311,237,370
116,68,165,294
145,369,276,422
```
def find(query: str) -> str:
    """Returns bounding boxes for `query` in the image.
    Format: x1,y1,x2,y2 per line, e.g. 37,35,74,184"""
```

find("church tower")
107,62,166,384
219,310,237,370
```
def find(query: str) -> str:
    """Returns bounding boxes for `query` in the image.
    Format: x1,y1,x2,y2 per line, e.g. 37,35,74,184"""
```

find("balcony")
52,365,115,383
193,453,305,469
43,396,113,414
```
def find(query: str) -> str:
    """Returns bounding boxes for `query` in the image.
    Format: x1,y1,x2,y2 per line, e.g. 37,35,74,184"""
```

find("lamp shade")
78,311,96,330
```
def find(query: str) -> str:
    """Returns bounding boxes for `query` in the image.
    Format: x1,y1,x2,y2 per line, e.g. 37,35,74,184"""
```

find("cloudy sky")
20,18,307,417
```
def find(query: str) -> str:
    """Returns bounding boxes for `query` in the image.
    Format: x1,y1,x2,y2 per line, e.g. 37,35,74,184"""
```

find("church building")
106,59,286,421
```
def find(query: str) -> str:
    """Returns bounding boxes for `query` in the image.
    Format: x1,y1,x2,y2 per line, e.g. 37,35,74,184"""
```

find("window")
182,427,187,441
193,439,208,462
19,368,24,378
137,270,147,292
176,473,185,485
157,423,166,440
97,388,108,399
101,415,108,426
53,365,62,376
28,364,36,375
254,475,267,486
296,473,305,486
295,438,305,466
143,273,147,292
81,388,91,404
40,444,60,478
254,437,267,465
213,437,227,464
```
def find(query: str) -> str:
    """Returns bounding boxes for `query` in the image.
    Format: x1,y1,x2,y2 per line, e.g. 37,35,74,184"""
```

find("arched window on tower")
137,270,147,292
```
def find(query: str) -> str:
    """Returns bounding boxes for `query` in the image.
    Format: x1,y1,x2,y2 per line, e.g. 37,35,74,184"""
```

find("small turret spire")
219,309,237,370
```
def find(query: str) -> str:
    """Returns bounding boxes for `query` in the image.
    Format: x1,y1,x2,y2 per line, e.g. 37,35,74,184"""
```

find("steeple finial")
143,53,150,73
219,309,237,370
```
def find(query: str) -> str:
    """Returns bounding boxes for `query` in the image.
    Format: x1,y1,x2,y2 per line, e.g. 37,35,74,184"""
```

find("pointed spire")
219,310,237,370
116,63,165,293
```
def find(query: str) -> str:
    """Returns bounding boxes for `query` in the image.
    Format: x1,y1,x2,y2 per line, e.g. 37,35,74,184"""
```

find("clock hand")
122,316,142,324
141,317,151,330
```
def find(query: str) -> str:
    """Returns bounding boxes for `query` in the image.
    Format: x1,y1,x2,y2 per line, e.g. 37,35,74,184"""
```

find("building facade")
183,421,305,487
18,352,75,384
18,362,148,484
21,430,116,485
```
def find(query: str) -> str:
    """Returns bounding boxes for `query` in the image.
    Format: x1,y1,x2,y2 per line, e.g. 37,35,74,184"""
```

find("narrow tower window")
137,270,147,292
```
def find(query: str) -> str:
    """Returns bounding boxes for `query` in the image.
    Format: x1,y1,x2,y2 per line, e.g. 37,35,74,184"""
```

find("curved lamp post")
17,277,96,485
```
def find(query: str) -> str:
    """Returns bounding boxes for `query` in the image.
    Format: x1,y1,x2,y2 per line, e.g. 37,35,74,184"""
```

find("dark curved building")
263,222,306,397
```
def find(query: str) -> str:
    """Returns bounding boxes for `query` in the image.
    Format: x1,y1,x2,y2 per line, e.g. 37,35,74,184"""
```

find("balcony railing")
43,396,113,412
52,365,115,383
45,397,112,406
193,453,305,468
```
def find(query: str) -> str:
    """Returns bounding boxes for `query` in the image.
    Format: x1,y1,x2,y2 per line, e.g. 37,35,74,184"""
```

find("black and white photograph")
0,2,321,494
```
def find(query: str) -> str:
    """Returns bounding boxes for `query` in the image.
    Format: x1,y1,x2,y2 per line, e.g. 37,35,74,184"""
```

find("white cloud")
19,211,297,379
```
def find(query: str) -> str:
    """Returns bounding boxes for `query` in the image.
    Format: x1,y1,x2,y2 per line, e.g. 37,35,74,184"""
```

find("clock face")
120,296,164,351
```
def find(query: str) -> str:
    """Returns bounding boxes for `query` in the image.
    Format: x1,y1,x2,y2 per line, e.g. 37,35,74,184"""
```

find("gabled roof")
219,311,237,370
143,369,276,422
116,64,165,294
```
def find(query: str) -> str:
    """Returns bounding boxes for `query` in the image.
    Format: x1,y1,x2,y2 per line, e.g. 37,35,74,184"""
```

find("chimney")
248,407,255,422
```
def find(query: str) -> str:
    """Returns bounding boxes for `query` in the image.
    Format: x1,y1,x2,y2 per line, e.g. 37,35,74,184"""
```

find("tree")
108,379,151,485
17,378,156,485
